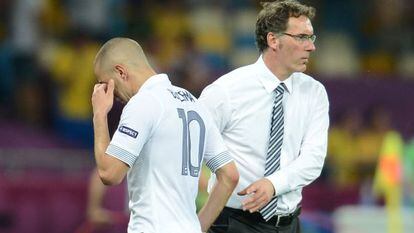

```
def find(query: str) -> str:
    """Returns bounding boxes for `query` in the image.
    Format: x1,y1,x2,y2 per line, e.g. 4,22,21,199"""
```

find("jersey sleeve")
203,123,233,173
106,92,162,167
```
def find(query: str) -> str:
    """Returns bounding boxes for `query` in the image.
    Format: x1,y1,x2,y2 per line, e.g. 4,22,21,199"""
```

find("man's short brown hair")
255,0,316,52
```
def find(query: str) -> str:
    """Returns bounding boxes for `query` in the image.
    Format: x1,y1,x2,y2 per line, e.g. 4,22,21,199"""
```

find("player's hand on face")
92,79,115,116
237,178,275,213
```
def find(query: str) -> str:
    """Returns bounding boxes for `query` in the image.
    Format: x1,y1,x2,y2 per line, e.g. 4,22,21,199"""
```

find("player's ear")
114,64,128,81
266,32,279,51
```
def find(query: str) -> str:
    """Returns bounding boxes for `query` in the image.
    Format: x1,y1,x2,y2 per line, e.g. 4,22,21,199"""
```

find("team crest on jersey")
118,125,138,138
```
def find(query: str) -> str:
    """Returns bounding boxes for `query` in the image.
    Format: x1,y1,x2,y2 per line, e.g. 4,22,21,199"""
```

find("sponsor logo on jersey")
118,125,139,138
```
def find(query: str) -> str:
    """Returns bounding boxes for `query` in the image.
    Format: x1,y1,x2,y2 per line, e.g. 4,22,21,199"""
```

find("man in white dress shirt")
91,37,239,233
200,1,329,232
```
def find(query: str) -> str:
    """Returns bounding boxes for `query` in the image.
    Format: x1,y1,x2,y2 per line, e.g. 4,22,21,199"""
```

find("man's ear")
266,32,279,51
114,64,128,81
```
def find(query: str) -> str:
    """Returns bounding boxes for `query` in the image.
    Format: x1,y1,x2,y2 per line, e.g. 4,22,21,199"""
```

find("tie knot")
275,83,285,95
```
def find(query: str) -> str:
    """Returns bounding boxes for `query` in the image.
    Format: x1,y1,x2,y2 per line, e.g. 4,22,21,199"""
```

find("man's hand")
237,178,275,213
92,79,115,117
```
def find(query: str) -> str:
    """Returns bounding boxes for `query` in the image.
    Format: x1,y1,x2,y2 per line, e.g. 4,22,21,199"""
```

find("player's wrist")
93,112,108,121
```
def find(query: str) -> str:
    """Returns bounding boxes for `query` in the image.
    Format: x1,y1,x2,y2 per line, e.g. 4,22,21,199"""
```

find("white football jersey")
106,74,232,233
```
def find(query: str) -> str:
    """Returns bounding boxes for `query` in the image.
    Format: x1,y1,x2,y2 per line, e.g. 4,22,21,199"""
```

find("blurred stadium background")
0,0,414,232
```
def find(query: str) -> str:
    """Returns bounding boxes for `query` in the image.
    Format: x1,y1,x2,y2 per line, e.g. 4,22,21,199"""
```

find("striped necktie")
260,83,285,221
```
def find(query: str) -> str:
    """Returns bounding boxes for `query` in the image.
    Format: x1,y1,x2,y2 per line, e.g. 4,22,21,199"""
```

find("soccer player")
91,37,239,233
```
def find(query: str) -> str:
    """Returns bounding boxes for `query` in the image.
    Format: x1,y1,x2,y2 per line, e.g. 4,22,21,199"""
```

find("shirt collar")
255,56,293,94
140,73,171,91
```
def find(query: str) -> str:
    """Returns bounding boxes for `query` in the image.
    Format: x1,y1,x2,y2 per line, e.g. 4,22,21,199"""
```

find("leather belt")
224,206,301,227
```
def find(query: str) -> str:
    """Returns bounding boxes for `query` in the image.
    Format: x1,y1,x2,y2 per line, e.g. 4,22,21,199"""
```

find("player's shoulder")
124,90,163,114
129,89,158,104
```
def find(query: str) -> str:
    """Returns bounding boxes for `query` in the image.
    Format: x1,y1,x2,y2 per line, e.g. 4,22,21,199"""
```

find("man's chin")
294,64,307,73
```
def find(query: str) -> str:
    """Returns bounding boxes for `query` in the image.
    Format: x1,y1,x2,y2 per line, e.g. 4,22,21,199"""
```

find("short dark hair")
255,0,316,52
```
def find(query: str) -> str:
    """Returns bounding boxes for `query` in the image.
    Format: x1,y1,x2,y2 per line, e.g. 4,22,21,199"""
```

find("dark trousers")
208,207,301,233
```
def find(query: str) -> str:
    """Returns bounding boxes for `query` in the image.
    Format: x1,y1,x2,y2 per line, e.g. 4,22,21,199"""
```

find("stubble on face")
282,16,315,73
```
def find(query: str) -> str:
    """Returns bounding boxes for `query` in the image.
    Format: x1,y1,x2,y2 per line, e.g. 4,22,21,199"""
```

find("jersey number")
177,108,206,177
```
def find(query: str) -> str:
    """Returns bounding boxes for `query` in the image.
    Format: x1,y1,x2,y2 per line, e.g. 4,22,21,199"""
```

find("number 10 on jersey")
177,108,206,177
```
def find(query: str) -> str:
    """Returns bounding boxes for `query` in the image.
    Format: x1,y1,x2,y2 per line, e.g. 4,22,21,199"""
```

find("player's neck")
135,68,157,93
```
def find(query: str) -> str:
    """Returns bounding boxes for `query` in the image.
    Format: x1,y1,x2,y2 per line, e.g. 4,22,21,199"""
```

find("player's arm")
198,160,238,232
86,168,113,225
197,123,239,232
92,80,129,185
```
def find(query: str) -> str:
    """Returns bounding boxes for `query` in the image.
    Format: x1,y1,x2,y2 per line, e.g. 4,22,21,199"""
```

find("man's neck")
134,69,157,94
262,52,291,81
